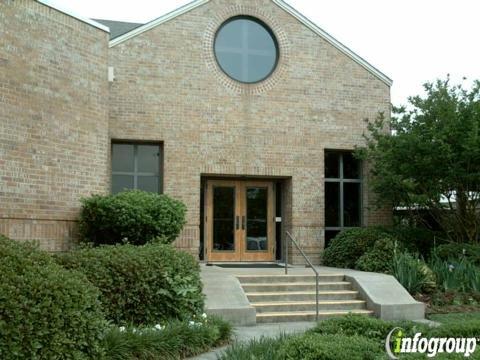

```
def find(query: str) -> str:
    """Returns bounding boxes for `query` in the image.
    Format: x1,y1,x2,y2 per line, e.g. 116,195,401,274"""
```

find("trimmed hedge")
55,243,204,325
0,236,107,359
79,190,186,246
355,236,396,273
322,228,386,269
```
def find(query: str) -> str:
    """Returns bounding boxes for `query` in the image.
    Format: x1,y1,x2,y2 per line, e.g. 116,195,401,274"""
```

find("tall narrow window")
324,151,362,247
111,143,162,194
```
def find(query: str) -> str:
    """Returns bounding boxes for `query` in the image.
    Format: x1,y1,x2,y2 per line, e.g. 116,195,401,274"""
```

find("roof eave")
36,0,110,33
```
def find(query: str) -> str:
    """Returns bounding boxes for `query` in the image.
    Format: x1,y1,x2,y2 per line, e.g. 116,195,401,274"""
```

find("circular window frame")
203,5,290,95
213,15,280,84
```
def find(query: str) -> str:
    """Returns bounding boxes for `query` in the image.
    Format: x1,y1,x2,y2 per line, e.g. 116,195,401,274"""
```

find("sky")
44,0,480,106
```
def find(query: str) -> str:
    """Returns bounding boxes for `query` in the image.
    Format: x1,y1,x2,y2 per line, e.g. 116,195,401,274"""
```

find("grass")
104,315,231,360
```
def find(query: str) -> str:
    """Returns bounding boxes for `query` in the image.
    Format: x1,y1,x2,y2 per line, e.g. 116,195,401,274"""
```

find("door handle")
236,216,239,230
242,216,246,230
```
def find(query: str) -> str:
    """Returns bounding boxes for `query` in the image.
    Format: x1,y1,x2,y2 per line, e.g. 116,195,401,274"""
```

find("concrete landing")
200,264,425,325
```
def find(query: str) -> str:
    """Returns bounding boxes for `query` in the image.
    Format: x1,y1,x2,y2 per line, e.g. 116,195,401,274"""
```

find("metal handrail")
284,231,319,321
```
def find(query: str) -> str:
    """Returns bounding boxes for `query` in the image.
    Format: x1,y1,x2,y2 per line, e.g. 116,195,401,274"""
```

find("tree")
358,78,480,243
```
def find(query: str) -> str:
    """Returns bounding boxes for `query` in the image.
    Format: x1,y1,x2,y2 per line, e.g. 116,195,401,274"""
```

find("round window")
214,16,279,84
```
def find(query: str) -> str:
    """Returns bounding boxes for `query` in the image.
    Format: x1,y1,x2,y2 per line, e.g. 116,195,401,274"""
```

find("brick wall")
0,0,110,250
108,0,392,262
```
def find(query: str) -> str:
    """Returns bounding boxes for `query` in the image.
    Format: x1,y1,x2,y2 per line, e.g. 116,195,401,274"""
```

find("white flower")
189,321,196,327
448,264,455,272
154,324,164,331
119,326,126,332
132,328,138,333
201,313,207,319
463,248,467,255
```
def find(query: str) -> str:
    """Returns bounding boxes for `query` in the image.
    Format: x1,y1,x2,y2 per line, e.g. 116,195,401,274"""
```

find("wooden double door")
205,180,275,262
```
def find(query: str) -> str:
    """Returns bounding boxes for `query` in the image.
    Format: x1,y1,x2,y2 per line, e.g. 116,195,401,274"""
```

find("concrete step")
236,274,344,284
241,281,352,293
246,290,359,302
256,309,374,323
253,299,366,313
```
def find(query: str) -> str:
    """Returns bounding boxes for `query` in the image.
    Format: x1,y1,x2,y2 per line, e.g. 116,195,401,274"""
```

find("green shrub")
435,243,480,265
309,314,429,341
428,319,480,338
79,190,186,246
56,243,204,325
392,251,435,295
105,315,231,360
278,333,382,360
218,335,287,360
355,237,396,273
384,226,438,258
322,228,385,268
429,255,480,293
0,236,107,359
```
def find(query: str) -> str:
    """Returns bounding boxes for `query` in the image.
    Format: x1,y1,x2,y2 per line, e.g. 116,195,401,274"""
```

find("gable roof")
94,19,144,39
36,0,109,32
108,0,392,86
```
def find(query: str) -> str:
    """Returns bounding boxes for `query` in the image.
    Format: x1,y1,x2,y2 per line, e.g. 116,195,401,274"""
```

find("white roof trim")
109,0,210,47
36,0,110,32
273,0,392,86
107,0,392,86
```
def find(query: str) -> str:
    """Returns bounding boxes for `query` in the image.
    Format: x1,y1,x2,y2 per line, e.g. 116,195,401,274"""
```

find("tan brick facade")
1,0,391,262
0,0,109,250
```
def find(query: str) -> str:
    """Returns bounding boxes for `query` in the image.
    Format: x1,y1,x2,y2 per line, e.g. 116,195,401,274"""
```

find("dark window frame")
325,150,362,231
111,141,164,194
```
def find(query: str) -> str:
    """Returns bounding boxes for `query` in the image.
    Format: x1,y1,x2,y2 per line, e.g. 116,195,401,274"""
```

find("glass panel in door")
212,187,236,251
245,187,268,252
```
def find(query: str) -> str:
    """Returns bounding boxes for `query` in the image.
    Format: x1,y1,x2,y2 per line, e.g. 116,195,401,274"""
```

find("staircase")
237,274,373,323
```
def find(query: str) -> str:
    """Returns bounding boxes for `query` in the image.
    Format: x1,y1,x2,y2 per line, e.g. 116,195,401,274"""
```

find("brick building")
0,0,392,264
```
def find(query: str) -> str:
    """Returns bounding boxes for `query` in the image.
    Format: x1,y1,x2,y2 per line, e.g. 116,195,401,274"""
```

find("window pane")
246,187,268,251
112,175,134,194
137,176,159,193
213,187,235,251
137,145,159,173
344,183,361,226
325,152,340,178
215,52,244,82
247,54,276,84
343,152,360,179
112,144,134,172
325,182,340,227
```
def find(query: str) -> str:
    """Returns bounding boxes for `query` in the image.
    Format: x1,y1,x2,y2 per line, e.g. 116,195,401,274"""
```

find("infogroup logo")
385,327,478,359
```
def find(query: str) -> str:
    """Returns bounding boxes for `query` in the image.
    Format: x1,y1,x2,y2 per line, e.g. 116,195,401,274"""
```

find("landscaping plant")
79,190,186,246
0,236,107,359
56,243,204,325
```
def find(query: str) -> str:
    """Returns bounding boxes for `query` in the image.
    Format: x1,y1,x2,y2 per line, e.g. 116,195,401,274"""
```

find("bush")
392,251,435,295
322,228,386,268
56,243,204,325
219,335,287,360
0,236,107,359
384,226,438,258
429,255,480,293
435,243,480,265
79,190,186,246
355,237,396,273
278,333,382,360
105,315,231,360
309,314,428,341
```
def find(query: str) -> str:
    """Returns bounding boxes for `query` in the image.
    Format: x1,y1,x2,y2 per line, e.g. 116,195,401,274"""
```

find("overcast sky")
45,0,480,106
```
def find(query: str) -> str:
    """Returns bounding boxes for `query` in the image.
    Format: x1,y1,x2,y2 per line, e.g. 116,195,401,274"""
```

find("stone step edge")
245,290,358,296
252,300,366,307
236,274,344,278
241,281,351,286
256,309,374,317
